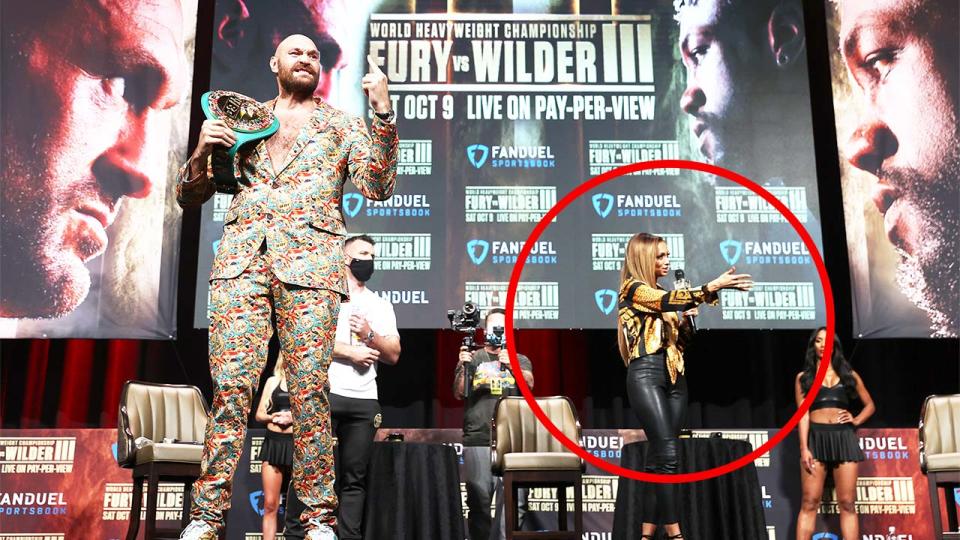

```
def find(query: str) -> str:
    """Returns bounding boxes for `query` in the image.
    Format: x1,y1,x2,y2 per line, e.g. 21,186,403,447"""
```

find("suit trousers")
190,248,341,530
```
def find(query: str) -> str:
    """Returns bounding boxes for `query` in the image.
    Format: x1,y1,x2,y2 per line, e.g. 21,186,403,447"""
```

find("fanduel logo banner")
591,193,682,218
466,240,558,265
376,290,430,305
0,492,68,517
859,435,910,461
342,192,431,219
594,289,617,316
467,144,555,168
720,240,811,266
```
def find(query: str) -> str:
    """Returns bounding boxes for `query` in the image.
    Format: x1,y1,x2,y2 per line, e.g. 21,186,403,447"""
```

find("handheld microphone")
673,269,697,332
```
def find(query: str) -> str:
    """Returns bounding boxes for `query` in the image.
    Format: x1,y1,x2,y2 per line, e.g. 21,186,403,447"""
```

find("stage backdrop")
193,0,826,330
0,428,943,539
0,1,198,339
824,1,959,338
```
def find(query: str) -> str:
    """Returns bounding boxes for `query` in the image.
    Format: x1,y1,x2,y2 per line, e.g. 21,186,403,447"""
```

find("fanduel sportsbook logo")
720,239,743,265
467,240,490,265
342,193,431,219
591,193,681,218
467,144,489,168
595,289,617,315
248,489,285,518
467,144,556,168
466,240,558,265
343,193,363,218
592,193,614,218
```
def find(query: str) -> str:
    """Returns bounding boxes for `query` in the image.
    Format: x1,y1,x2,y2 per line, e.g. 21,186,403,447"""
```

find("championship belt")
200,90,279,194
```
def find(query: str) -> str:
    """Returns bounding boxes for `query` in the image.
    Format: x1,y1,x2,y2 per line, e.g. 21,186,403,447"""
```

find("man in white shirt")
286,234,401,539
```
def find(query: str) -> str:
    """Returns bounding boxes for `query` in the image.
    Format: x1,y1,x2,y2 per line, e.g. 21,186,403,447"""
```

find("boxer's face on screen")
840,0,959,334
678,0,760,167
0,0,186,318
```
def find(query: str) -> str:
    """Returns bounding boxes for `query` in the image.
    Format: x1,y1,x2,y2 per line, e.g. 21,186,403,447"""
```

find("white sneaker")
306,518,338,540
180,520,217,540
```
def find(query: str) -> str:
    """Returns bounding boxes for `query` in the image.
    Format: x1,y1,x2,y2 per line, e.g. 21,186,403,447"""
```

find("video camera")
449,302,483,398
447,301,481,349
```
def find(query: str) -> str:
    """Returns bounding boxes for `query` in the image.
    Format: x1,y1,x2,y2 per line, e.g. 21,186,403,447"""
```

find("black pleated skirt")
260,430,293,468
808,422,865,464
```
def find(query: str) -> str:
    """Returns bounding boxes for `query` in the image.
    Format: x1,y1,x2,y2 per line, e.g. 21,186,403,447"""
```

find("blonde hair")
617,233,666,362
265,353,287,412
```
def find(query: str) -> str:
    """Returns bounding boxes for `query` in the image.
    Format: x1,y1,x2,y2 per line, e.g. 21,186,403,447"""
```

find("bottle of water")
886,526,896,540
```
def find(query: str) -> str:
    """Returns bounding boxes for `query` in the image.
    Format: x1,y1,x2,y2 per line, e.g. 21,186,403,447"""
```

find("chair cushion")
503,452,581,471
135,442,204,465
926,452,960,472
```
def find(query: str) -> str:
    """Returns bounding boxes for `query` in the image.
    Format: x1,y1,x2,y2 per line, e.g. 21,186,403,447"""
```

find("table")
363,442,465,540
612,438,766,540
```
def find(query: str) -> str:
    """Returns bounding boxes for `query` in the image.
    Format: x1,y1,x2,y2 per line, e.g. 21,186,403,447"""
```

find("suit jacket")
177,98,398,296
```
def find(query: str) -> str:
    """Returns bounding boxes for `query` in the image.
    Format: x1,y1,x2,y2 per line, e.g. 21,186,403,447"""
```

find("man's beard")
278,65,318,95
0,147,91,318
888,155,960,337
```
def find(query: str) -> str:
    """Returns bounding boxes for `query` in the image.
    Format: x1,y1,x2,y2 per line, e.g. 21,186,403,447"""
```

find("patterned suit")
177,97,397,531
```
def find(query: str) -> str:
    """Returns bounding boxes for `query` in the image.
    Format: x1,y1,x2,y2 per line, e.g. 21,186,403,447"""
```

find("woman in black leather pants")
617,233,752,539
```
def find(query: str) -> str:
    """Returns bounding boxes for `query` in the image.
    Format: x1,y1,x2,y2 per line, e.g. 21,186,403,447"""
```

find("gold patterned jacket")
176,98,398,297
618,277,718,383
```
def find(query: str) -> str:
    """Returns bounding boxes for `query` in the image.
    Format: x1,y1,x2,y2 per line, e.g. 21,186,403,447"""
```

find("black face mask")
349,258,375,282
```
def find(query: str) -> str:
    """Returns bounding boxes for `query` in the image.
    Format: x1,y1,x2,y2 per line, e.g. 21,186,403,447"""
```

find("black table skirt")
363,442,465,540
612,438,766,540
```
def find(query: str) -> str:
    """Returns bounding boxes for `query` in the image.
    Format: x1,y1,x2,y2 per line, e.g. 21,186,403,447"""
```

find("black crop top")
269,384,291,413
809,383,850,411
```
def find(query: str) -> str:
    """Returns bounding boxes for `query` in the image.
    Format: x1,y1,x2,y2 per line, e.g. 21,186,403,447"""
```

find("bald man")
176,34,397,540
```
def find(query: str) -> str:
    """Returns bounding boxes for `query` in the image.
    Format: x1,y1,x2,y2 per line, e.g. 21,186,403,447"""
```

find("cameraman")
454,308,534,540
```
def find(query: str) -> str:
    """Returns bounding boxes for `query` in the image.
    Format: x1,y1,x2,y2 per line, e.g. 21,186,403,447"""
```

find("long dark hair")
799,327,858,402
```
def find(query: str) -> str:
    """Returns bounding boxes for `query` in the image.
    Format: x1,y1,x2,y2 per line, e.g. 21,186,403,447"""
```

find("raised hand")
361,54,391,114
709,267,753,292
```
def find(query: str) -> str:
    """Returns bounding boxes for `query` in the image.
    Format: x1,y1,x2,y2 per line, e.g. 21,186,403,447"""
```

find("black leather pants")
626,352,687,525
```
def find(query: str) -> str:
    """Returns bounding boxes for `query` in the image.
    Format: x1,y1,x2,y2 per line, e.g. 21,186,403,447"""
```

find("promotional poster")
825,0,959,338
0,0,198,339
194,0,826,330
